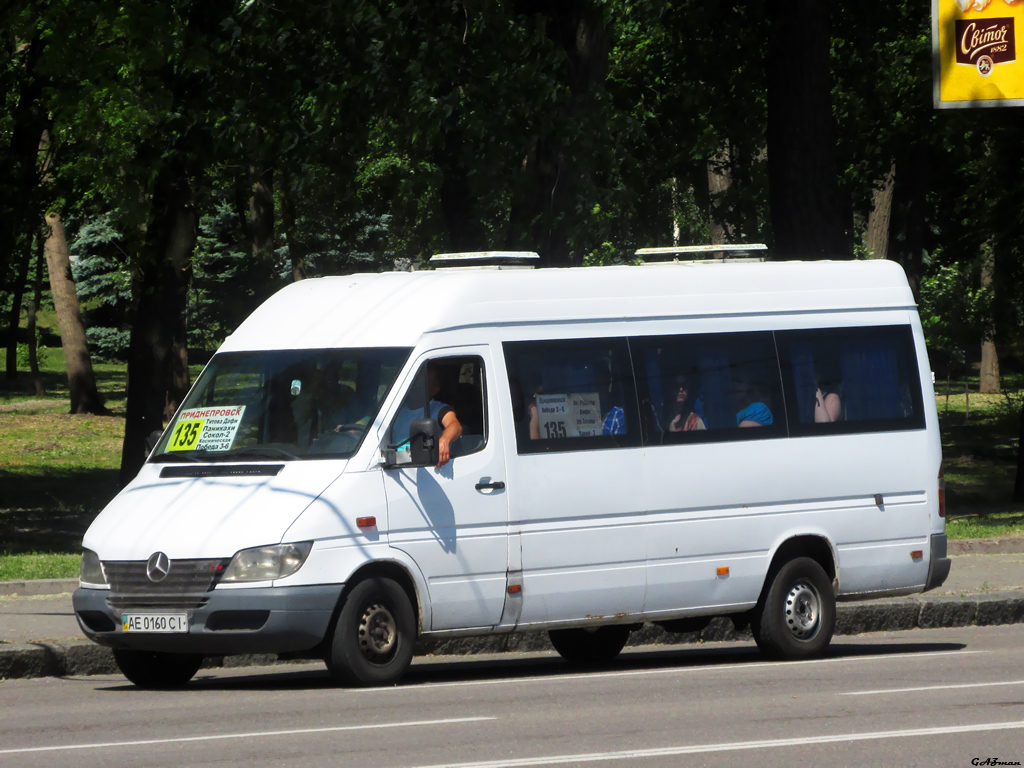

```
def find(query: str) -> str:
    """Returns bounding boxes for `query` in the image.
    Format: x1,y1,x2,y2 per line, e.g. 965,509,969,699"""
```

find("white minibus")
73,257,949,688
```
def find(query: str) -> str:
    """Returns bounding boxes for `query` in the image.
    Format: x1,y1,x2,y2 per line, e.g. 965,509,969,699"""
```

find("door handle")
475,480,506,491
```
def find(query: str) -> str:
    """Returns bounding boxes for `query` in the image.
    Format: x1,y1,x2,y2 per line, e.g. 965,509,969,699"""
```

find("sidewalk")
1,539,1022,680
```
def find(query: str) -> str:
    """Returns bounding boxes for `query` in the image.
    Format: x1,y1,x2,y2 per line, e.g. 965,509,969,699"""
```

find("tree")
43,211,106,413
919,263,990,422
767,0,850,260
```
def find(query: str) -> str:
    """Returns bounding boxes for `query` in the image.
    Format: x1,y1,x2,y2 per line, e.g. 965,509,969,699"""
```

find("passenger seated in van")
602,405,626,435
526,385,543,440
326,386,370,434
393,365,463,467
668,375,706,432
735,377,773,427
813,362,843,423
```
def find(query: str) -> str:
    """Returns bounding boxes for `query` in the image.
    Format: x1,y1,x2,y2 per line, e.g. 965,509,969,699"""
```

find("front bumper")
73,584,341,656
924,532,951,592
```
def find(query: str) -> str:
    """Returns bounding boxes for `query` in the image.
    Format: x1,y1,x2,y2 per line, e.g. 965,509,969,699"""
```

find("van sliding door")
503,337,646,625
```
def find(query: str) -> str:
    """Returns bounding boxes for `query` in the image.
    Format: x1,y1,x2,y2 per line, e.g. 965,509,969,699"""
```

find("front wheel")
326,577,416,687
112,649,203,689
752,557,835,659
548,625,631,665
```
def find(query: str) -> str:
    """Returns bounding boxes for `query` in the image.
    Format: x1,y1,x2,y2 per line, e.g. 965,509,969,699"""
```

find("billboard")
933,0,1024,108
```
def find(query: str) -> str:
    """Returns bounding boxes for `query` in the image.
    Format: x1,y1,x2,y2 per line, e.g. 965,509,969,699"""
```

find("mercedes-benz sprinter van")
73,257,948,687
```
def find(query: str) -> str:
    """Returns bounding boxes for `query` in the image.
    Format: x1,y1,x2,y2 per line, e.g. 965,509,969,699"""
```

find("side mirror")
145,429,164,456
408,417,439,466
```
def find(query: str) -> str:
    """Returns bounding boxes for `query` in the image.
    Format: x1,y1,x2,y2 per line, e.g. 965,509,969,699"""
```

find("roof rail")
635,244,768,263
430,251,540,270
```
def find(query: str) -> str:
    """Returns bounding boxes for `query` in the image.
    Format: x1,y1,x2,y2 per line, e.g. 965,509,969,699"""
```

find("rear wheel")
326,577,416,686
112,649,203,689
548,625,631,665
752,557,835,659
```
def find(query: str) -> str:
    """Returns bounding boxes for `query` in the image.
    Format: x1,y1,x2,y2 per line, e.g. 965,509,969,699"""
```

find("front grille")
104,558,229,610
107,594,210,610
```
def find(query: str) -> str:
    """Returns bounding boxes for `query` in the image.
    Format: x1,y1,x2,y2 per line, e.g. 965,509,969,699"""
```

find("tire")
752,557,835,660
326,577,416,687
548,625,631,665
112,649,203,689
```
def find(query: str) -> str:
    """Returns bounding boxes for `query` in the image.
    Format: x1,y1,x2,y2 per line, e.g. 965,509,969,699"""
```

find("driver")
392,364,462,467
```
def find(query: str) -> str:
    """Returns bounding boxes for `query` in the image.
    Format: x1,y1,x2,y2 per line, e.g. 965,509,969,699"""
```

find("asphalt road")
2,625,1023,768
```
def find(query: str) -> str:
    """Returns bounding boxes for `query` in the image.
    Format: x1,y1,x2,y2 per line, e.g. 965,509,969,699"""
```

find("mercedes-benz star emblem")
146,552,171,583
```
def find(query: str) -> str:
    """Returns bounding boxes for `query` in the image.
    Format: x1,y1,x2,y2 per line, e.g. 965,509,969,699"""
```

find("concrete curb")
2,591,1023,681
948,537,1024,556
0,578,77,598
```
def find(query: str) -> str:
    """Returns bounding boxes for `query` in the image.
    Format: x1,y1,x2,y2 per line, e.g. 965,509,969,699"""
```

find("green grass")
935,380,1024,537
0,553,80,582
1,349,126,580
2,356,1024,581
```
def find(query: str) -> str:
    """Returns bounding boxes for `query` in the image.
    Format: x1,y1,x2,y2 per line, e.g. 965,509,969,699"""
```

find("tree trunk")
980,340,1000,394
281,188,307,282
27,239,45,396
119,166,196,485
509,0,610,266
964,377,970,425
866,162,895,260
5,237,32,380
1014,400,1024,502
979,243,1000,394
766,0,851,261
889,144,928,299
436,128,489,252
248,162,277,304
707,145,731,245
669,178,681,246
0,33,47,294
44,212,106,414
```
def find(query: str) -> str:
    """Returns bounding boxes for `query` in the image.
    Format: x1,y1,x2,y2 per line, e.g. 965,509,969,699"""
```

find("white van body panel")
82,461,346,561
219,260,918,352
512,449,648,626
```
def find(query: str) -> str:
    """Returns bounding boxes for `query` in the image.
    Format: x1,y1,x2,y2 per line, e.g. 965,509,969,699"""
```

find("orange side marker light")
356,516,376,528
716,567,730,577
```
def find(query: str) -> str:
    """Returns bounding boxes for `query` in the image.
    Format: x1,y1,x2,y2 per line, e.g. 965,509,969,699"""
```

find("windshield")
151,348,411,462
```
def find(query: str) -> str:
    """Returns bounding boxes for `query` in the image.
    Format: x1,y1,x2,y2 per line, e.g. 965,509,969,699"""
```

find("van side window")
777,326,925,436
389,356,487,458
632,332,785,445
504,338,640,454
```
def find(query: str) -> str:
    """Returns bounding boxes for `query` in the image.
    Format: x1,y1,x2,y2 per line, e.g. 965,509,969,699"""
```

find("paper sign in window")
536,393,601,438
167,406,246,452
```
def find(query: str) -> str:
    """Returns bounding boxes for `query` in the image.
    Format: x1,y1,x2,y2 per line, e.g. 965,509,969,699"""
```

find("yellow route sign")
165,406,245,452
934,0,1024,107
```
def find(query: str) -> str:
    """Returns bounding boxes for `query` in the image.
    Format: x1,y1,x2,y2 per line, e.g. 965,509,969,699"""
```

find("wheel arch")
764,534,837,590
333,560,425,637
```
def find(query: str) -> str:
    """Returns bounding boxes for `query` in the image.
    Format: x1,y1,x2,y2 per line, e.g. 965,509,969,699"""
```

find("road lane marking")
359,649,986,693
409,720,1024,768
842,679,1024,696
0,716,494,755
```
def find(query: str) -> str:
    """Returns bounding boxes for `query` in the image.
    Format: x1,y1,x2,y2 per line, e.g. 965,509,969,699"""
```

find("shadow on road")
91,638,969,694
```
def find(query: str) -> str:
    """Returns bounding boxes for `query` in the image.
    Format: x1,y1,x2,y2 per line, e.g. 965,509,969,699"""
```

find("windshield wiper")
150,452,204,464
227,446,302,461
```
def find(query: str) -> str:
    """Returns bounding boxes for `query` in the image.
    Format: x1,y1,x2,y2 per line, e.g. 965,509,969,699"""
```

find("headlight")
80,549,107,587
220,542,313,583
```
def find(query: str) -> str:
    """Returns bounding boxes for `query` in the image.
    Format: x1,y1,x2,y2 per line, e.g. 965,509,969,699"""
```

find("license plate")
121,613,189,633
